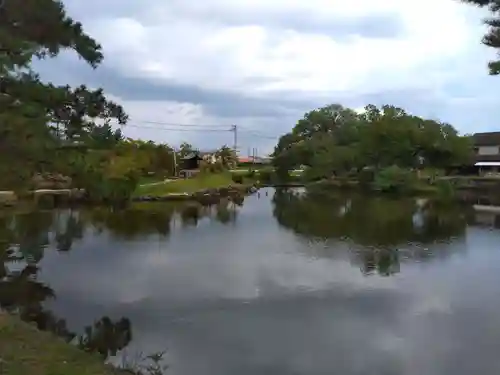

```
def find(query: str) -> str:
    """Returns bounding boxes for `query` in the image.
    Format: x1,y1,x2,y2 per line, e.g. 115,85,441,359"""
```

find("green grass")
133,173,235,196
0,314,121,375
137,175,167,185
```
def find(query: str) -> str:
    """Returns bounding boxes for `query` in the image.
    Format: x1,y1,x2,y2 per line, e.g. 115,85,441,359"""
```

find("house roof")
473,132,500,146
238,157,253,163
181,152,203,160
475,161,500,166
475,154,500,163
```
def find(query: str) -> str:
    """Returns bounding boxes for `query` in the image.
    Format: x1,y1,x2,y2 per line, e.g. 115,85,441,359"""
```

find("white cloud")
104,95,221,147
57,0,500,150
86,0,487,97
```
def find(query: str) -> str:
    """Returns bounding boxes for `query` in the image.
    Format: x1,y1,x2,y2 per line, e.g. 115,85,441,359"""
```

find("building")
237,156,272,165
179,152,203,178
473,131,500,175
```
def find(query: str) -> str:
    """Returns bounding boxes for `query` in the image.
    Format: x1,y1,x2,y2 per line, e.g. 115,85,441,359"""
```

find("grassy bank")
0,314,121,375
133,173,238,197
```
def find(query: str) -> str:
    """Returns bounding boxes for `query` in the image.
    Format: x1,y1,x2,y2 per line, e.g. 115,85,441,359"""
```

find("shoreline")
0,184,261,208
0,313,129,375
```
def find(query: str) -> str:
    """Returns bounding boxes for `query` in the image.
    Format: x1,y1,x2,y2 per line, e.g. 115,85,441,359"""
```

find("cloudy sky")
36,0,499,154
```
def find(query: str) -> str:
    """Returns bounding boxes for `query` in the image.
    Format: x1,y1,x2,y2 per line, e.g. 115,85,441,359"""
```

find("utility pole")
231,125,237,155
172,147,177,177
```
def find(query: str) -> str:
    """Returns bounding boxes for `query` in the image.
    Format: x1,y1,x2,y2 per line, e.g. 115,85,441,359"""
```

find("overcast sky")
35,0,499,155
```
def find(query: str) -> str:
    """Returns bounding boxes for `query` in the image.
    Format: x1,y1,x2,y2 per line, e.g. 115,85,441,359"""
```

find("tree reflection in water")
272,188,471,276
0,211,132,362
0,197,245,364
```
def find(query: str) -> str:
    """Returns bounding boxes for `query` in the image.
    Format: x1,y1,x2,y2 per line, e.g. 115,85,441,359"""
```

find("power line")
118,122,280,140
133,119,232,128
239,129,279,139
125,124,232,132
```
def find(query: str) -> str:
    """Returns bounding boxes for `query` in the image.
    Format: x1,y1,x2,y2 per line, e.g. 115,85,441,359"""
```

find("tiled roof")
475,154,500,162
473,132,500,146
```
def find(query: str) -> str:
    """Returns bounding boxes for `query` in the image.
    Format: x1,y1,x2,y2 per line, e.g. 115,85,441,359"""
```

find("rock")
0,191,17,206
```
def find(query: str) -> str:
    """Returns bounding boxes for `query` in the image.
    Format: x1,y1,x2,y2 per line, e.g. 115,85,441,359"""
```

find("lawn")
0,314,119,375
133,172,235,196
137,175,167,185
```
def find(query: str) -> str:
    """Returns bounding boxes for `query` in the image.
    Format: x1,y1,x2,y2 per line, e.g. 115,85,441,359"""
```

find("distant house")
179,152,203,178
473,132,500,175
237,156,272,165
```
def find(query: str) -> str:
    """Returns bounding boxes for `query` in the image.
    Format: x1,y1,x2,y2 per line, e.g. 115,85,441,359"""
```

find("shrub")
245,170,256,179
358,167,376,187
373,165,417,194
200,160,224,174
84,173,139,202
231,174,244,184
434,179,457,200
257,169,273,183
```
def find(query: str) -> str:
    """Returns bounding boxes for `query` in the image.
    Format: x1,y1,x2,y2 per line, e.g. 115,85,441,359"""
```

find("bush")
231,174,244,184
358,167,375,187
245,170,256,179
257,169,273,183
373,165,417,193
434,179,456,200
84,174,139,202
200,160,224,174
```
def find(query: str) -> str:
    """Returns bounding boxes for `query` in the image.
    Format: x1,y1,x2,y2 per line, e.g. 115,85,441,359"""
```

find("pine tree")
462,0,500,74
0,0,127,189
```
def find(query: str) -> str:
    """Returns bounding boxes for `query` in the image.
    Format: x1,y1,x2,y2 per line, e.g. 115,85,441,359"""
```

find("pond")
2,187,500,375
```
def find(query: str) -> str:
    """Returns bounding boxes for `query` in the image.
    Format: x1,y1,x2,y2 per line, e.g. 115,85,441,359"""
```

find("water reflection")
0,198,243,365
2,191,500,375
272,189,472,276
273,189,469,245
0,212,133,360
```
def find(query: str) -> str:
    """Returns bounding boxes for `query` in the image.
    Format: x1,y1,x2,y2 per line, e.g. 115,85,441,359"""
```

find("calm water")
2,188,500,374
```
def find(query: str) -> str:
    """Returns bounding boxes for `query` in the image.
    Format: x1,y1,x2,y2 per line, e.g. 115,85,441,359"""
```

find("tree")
178,142,195,158
461,0,500,74
215,145,237,168
87,123,123,150
0,0,127,190
272,103,472,181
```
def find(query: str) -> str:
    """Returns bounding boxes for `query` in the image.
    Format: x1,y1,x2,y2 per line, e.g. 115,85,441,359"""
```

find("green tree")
461,0,500,74
215,145,237,169
179,142,195,158
0,0,127,190
272,103,472,182
87,123,123,150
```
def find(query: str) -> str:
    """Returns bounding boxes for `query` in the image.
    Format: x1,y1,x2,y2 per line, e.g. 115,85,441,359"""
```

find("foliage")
200,159,224,174
434,179,457,200
232,174,244,184
256,169,274,184
116,139,175,177
215,145,237,169
461,0,500,74
0,0,127,192
272,103,473,185
372,165,418,194
87,123,123,150
178,142,195,158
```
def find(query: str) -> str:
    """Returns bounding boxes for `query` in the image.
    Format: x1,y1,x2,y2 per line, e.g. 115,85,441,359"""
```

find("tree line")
0,0,237,201
271,104,474,190
1,0,497,198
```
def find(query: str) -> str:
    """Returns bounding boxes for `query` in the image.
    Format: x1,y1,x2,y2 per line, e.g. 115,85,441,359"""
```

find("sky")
35,0,500,155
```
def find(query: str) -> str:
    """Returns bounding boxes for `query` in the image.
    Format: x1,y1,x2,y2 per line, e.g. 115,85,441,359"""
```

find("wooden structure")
473,132,500,175
179,153,203,178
